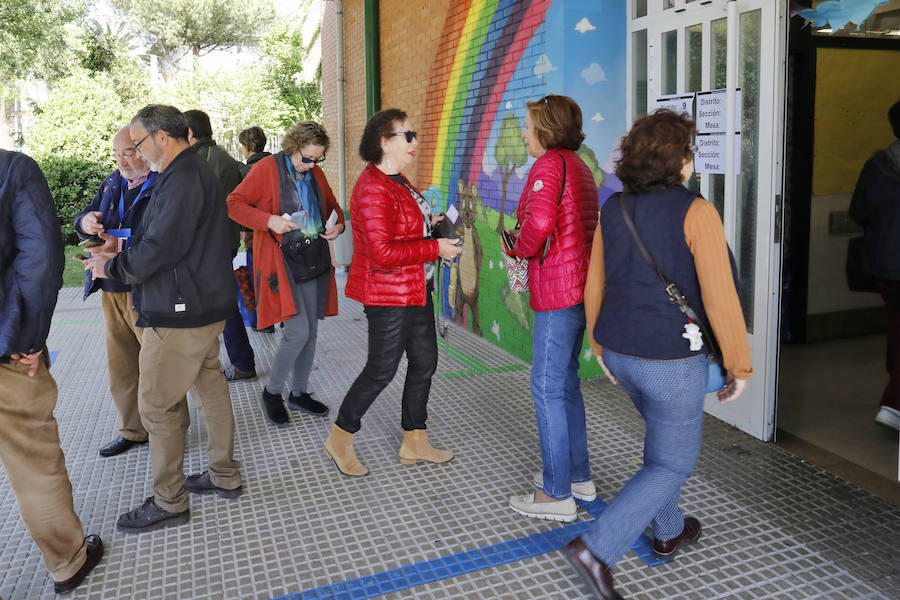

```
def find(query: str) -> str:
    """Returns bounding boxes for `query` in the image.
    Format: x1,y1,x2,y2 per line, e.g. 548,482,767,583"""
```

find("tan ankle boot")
398,429,454,465
324,424,368,476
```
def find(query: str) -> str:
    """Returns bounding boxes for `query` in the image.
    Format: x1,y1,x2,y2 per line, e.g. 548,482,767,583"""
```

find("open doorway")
778,1,900,495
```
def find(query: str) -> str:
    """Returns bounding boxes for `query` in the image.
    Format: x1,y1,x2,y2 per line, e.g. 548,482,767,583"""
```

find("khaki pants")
101,291,147,441
138,321,241,512
0,358,87,582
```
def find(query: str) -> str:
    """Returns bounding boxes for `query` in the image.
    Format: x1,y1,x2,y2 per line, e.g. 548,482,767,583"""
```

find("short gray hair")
132,105,189,140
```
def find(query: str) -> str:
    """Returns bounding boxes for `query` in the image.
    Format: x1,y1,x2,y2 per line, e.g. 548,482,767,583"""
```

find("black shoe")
224,366,257,382
561,538,624,600
653,516,702,557
53,534,103,593
261,389,290,426
185,470,243,499
98,436,147,457
116,497,189,533
287,392,329,415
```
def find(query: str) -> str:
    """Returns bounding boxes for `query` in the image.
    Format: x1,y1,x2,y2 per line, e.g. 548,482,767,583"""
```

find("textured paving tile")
0,279,898,600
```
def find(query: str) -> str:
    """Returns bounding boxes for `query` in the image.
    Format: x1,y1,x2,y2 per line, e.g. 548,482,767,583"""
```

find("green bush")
38,155,109,245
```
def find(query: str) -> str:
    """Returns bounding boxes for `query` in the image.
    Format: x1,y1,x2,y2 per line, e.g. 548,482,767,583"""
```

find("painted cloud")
533,54,557,79
592,113,604,122
575,17,596,33
581,63,607,84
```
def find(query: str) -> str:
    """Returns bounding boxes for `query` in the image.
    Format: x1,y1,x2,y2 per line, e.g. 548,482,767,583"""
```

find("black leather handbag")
270,229,330,282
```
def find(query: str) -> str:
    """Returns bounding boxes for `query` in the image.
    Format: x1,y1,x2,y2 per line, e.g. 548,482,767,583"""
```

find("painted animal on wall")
454,180,483,335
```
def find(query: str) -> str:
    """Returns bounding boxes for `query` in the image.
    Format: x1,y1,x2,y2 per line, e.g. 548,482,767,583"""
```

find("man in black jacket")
0,150,103,592
849,98,900,432
185,109,258,381
74,126,157,458
84,105,244,532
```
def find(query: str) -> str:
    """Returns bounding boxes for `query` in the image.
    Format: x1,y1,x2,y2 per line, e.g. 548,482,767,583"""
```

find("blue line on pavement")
270,497,667,600
49,350,59,367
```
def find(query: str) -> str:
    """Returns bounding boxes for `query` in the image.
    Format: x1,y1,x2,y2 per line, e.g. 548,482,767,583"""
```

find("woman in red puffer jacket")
324,108,463,477
507,95,599,524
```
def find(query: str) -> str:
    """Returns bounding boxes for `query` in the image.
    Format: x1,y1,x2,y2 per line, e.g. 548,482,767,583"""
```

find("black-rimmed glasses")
391,130,417,143
133,134,151,151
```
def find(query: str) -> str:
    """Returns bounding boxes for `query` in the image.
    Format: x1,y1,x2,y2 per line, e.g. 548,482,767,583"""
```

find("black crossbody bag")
618,194,726,393
269,229,330,282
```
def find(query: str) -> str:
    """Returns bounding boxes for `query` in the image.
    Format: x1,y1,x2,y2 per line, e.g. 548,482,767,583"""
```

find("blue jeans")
581,349,707,566
223,275,255,372
531,304,591,500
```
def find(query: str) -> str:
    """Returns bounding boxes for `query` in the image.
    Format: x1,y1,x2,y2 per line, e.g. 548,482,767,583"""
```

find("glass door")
628,0,788,441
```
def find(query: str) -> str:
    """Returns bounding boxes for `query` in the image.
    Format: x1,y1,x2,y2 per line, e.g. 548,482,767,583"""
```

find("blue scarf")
283,155,323,237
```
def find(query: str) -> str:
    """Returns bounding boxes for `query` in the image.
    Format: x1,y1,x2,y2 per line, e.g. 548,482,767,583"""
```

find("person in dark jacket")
239,125,272,177
185,109,257,382
849,98,900,432
74,126,157,458
561,110,750,600
506,95,599,524
84,104,243,533
236,125,275,333
324,108,462,477
0,150,103,593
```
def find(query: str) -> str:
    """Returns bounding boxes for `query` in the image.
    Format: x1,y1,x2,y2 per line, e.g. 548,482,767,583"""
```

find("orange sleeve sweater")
585,197,753,379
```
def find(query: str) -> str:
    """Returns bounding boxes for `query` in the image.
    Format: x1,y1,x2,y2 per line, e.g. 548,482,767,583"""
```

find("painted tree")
494,113,528,233
110,0,274,79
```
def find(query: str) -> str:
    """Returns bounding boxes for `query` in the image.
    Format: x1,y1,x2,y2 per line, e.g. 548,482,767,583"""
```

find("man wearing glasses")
74,126,157,458
84,105,243,532
185,109,258,383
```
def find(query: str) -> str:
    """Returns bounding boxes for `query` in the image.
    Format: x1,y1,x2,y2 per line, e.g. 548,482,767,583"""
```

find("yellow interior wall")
812,48,900,196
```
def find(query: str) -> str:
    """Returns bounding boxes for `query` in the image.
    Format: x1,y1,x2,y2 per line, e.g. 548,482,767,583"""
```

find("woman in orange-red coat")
228,122,345,427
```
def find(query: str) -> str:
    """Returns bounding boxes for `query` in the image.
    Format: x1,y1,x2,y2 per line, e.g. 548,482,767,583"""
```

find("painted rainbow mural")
422,0,551,199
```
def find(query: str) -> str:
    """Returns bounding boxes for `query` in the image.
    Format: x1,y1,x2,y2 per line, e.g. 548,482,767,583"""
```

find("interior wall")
807,48,900,316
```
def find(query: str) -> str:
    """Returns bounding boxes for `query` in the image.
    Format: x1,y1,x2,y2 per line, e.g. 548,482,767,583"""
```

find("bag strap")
618,194,722,360
268,229,283,248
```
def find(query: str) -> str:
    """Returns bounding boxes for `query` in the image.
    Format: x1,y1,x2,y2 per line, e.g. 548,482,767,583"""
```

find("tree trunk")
497,167,512,233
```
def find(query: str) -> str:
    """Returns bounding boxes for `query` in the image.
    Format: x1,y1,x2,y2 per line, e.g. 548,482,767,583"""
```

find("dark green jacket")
193,136,242,255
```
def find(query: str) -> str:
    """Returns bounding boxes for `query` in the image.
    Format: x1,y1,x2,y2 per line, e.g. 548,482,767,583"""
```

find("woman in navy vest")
506,95,599,523
559,110,752,599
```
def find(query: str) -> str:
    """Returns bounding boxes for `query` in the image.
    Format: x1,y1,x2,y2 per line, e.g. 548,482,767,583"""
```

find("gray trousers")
265,276,320,396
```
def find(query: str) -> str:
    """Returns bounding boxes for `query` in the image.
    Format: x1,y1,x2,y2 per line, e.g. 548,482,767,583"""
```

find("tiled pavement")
1,276,898,600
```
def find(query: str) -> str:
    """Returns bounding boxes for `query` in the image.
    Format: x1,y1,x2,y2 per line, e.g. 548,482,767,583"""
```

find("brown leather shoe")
53,534,103,593
561,538,624,600
653,516,702,557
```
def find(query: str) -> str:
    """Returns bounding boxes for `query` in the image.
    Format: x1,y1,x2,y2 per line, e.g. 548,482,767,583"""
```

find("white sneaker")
532,472,597,502
875,405,900,431
509,492,577,522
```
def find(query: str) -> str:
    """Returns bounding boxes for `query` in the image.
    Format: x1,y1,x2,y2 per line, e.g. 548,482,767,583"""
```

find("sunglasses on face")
299,150,326,164
391,130,417,143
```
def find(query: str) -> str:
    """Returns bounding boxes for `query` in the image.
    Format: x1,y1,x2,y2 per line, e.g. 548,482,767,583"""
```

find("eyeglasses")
391,131,417,143
114,149,136,160
133,134,151,151
298,150,326,165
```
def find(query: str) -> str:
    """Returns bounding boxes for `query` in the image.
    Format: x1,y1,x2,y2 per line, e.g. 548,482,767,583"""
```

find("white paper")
232,251,248,270
325,209,338,229
445,204,460,224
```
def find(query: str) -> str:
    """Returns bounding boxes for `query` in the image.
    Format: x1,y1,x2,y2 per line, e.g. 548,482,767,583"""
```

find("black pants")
336,295,438,434
877,279,900,411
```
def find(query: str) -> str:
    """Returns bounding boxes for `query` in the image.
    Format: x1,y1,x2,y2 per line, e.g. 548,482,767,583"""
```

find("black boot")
261,389,289,426
288,392,329,416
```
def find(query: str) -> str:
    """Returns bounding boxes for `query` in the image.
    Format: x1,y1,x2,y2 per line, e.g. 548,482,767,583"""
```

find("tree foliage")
110,0,274,77
259,10,322,126
27,70,141,243
0,0,86,81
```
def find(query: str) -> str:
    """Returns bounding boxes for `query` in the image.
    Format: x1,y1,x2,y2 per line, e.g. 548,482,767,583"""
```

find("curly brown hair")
615,110,696,193
525,95,585,151
282,122,330,156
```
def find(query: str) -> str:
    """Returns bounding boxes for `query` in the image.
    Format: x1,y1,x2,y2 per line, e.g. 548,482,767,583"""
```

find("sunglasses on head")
391,130,417,143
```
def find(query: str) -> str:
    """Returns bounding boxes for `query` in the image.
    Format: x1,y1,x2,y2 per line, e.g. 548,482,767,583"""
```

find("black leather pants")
336,295,438,434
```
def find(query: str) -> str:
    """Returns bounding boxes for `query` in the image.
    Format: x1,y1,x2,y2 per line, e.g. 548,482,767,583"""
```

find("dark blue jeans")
223,275,255,372
580,349,707,566
531,303,591,500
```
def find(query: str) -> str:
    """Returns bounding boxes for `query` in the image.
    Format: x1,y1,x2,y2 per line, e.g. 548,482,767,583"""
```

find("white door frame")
626,0,789,441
